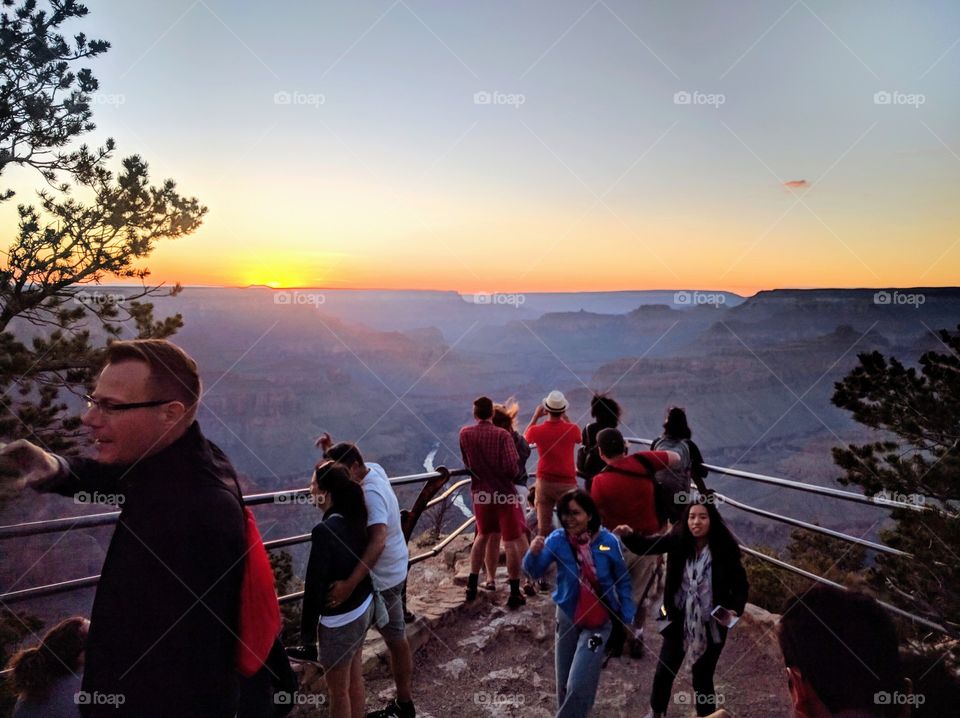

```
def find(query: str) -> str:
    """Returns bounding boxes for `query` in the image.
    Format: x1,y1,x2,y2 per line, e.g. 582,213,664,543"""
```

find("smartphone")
711,605,739,628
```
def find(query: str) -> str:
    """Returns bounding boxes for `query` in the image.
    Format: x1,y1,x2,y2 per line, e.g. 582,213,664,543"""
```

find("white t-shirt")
363,463,409,591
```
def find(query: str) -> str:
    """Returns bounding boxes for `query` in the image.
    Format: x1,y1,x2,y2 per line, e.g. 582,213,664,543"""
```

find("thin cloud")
784,179,809,189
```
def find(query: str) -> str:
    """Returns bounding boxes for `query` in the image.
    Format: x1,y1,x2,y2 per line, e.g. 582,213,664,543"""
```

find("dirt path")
359,552,794,718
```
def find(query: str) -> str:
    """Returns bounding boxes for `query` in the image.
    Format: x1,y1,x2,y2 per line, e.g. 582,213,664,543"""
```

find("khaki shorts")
373,581,407,643
623,547,659,618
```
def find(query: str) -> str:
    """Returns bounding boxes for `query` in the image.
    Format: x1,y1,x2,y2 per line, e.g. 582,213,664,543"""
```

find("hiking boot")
523,580,536,596
507,592,526,609
366,699,416,718
465,585,478,601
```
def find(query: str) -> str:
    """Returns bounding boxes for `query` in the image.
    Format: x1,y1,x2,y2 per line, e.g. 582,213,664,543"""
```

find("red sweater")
524,419,581,483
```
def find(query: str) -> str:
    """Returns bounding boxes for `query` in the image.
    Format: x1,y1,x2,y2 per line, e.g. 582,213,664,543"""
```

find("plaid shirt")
459,420,520,495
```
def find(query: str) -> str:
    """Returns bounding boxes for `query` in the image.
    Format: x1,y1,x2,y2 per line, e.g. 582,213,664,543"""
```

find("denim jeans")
555,608,613,718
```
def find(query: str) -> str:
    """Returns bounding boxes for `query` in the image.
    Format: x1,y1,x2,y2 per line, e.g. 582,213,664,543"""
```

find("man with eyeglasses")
1,339,246,717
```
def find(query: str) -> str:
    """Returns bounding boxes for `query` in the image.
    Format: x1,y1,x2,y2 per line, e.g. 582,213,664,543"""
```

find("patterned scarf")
680,545,713,664
567,530,600,589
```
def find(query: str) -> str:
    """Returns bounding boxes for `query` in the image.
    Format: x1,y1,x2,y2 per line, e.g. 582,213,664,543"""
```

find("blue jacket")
523,527,635,624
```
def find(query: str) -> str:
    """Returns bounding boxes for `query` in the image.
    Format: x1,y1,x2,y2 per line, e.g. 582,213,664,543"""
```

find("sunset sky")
3,0,959,295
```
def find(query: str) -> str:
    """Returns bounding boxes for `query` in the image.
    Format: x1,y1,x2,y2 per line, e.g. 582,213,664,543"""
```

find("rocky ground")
292,535,793,718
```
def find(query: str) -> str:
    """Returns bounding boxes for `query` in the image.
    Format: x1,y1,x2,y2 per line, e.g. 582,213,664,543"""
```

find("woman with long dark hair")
616,497,748,718
524,489,633,717
8,616,88,717
578,394,621,493
298,461,373,718
650,406,710,506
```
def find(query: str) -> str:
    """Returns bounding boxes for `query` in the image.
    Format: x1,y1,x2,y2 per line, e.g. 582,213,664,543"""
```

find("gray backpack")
650,437,693,519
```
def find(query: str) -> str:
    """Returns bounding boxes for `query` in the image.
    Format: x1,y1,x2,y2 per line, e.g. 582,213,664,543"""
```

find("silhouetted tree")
832,327,960,638
743,529,867,614
0,0,206,454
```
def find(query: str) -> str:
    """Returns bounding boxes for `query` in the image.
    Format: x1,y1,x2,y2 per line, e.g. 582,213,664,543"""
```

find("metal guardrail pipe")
263,533,312,551
716,494,913,558
409,516,477,566
0,575,99,604
624,437,930,512
0,470,476,542
0,511,121,540
425,479,471,509
740,545,949,634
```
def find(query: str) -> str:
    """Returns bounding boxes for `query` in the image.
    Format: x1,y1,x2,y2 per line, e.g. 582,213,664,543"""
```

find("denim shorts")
318,600,373,670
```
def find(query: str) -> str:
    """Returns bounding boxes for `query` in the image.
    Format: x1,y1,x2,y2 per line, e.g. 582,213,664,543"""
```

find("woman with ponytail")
8,617,88,717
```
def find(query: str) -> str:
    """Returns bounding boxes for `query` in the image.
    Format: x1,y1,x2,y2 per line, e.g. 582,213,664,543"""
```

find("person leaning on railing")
292,461,374,718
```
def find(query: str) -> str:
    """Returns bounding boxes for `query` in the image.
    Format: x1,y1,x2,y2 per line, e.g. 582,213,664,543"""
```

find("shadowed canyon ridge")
3,285,958,622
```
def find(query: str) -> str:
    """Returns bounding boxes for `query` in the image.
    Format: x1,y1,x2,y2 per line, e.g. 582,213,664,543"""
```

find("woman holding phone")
615,496,748,718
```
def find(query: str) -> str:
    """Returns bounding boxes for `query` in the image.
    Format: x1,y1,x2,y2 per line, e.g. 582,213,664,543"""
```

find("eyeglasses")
83,394,175,414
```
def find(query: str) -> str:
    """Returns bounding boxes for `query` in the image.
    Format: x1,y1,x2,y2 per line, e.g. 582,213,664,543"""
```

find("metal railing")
625,436,948,634
1,444,950,635
0,468,471,606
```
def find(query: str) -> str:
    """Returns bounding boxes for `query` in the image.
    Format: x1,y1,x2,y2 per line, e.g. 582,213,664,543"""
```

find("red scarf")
567,531,609,628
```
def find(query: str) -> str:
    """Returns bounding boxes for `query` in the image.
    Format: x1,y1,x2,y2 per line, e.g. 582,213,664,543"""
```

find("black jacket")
300,513,372,644
622,531,748,623
42,422,247,717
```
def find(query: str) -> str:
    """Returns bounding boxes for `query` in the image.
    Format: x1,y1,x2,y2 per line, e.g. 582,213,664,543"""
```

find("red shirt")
524,419,581,483
459,421,520,495
591,452,673,535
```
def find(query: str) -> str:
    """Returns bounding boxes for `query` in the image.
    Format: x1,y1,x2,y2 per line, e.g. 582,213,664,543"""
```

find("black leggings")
650,620,726,716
